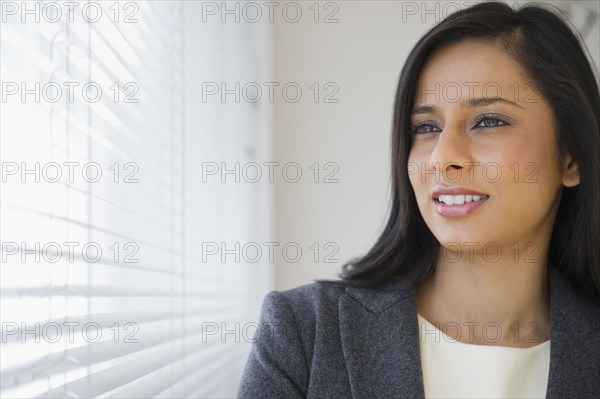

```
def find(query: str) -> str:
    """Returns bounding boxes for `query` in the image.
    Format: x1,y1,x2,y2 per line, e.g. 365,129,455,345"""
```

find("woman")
238,2,600,398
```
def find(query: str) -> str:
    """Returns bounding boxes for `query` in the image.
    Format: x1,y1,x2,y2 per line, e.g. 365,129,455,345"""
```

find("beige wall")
273,1,433,291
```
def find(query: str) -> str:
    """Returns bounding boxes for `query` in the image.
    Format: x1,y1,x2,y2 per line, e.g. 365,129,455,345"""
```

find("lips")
431,186,490,217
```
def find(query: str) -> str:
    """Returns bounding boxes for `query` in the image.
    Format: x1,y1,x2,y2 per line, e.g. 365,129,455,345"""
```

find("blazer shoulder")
268,277,416,323
267,280,349,322
238,282,345,398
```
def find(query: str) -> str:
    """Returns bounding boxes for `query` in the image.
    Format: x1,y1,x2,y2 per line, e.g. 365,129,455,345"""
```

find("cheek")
407,142,432,177
408,171,438,227
407,147,430,201
492,143,562,214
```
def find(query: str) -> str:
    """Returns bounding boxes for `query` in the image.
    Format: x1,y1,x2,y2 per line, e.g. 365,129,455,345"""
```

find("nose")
428,124,473,183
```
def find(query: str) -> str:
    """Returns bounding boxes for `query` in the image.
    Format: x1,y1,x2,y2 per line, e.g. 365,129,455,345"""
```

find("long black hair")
317,1,600,304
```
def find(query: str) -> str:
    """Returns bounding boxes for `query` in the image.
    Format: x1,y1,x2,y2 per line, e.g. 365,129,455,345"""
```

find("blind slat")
1,1,272,398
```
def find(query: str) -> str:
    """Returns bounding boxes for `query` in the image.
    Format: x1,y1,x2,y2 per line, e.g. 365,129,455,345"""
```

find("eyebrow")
412,97,524,115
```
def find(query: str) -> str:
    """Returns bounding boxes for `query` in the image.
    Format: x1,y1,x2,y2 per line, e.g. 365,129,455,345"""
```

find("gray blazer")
237,266,600,398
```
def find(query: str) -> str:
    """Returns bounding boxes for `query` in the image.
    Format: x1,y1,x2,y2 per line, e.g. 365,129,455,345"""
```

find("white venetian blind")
0,1,273,398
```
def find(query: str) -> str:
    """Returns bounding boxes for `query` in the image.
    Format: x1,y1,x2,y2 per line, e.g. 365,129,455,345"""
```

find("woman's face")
407,38,579,255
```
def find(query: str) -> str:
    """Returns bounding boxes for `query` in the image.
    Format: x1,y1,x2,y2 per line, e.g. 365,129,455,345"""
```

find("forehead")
416,38,531,103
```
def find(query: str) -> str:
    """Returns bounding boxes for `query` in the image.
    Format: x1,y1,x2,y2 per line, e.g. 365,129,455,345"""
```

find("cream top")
417,313,551,398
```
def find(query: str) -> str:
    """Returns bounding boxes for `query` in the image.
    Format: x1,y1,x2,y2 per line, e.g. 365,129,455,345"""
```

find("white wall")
273,0,600,291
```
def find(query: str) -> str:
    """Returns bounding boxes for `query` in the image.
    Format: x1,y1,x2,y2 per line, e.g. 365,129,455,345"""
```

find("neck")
416,249,551,348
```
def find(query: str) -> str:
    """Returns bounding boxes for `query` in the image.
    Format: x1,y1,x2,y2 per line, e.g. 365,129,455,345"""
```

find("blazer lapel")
338,279,425,399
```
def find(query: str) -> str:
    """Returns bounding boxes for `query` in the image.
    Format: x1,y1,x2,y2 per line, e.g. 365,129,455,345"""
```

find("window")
1,1,273,397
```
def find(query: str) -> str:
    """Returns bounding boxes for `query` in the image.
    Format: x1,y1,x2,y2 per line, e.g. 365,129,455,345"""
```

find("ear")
561,154,580,187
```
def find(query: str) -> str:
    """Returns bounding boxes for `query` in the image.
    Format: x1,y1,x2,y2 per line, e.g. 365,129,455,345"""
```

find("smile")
434,195,489,217
437,194,489,205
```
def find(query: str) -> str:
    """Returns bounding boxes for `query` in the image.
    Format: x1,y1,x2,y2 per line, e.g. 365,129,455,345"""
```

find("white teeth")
442,195,455,205
438,194,487,204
